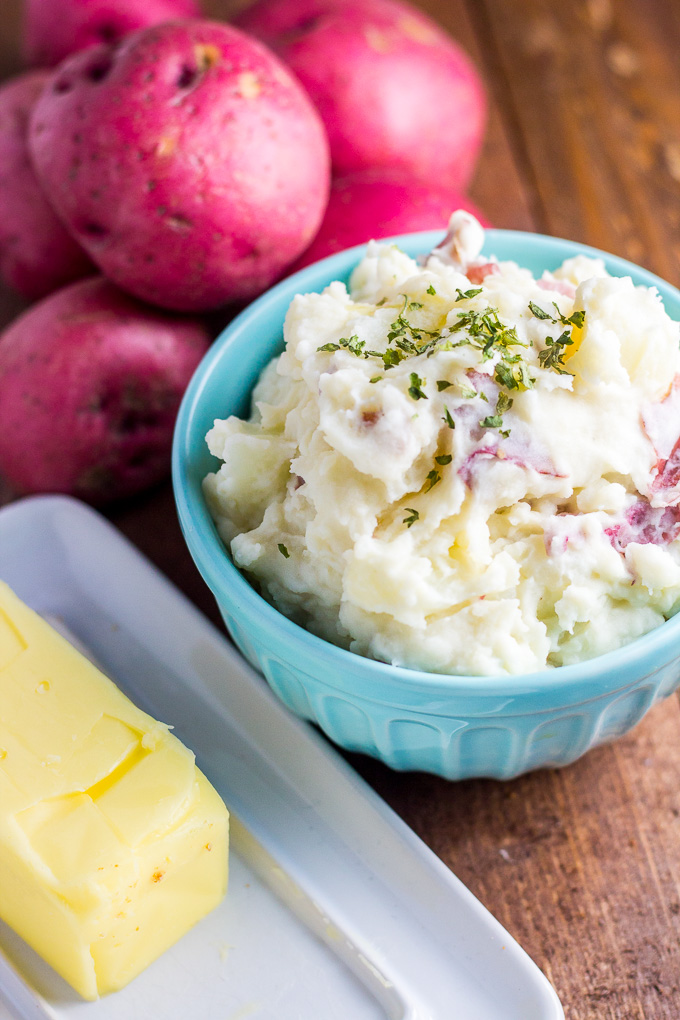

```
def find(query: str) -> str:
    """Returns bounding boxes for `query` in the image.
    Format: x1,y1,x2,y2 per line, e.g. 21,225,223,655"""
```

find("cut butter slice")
0,581,229,1000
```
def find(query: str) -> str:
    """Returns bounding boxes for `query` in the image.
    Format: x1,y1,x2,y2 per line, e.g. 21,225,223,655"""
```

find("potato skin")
0,277,210,503
29,20,331,311
290,170,490,271
0,71,94,301
23,0,200,68
235,0,486,189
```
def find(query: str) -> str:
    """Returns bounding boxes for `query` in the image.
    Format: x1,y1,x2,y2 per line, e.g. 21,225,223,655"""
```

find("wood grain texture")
1,2,680,1017
468,0,680,280
410,0,538,231
353,694,680,1019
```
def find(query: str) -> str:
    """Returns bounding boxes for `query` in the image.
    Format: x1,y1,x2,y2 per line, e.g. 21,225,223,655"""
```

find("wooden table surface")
2,1,680,1017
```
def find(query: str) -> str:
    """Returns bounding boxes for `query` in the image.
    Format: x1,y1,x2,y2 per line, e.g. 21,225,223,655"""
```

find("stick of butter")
0,581,229,1000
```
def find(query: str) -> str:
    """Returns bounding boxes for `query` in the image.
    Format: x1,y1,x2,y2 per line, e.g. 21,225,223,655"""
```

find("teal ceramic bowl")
172,229,680,780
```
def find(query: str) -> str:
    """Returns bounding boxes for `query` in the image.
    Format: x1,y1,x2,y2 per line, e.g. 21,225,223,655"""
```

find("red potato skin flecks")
0,71,94,301
28,20,331,311
23,0,200,68
0,277,211,504
290,170,491,271
235,0,487,188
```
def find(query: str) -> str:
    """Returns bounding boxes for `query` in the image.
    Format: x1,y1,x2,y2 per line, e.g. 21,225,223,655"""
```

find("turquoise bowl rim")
172,228,680,708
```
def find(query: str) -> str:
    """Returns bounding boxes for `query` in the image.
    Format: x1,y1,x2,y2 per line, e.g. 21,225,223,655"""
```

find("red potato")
290,170,491,271
234,0,486,189
29,20,331,312
23,0,200,68
0,277,210,503
0,71,94,301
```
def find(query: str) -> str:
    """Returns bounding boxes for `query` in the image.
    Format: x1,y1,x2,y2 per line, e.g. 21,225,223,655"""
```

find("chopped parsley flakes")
480,390,515,433
529,300,585,330
459,382,478,399
538,330,574,374
528,301,551,320
480,414,503,429
455,286,483,301
528,300,586,376
278,543,290,558
496,392,514,414
408,372,427,400
315,290,533,394
314,293,588,464
382,348,404,370
317,334,364,356
424,469,441,492
315,290,585,395
402,507,420,527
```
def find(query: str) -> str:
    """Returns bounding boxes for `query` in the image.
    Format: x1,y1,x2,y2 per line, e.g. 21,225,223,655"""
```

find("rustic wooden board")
470,0,680,281
1,2,680,1017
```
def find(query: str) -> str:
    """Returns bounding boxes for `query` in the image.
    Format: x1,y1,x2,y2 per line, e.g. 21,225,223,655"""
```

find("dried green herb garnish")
444,304,537,395
538,330,574,374
528,301,551,320
528,301,586,377
529,300,585,330
480,414,504,429
435,454,452,465
382,348,405,370
493,355,535,391
480,389,516,433
278,543,290,558
387,296,440,353
408,372,427,400
315,290,581,415
403,507,420,527
442,406,456,429
317,334,365,356
424,469,440,492
496,392,514,414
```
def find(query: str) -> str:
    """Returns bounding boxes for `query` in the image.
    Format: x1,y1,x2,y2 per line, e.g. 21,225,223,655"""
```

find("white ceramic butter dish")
0,495,563,1020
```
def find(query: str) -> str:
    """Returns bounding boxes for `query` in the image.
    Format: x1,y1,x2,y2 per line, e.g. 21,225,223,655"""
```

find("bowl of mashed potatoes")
173,215,680,779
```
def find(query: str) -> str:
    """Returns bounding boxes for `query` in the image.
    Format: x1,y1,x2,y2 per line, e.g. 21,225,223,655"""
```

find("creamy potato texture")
204,214,680,675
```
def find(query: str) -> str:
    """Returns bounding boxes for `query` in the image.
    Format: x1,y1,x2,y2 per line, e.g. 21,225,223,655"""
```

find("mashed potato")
203,213,680,675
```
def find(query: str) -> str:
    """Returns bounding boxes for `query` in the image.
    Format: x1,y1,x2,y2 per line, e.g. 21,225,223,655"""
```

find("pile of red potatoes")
0,0,488,504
